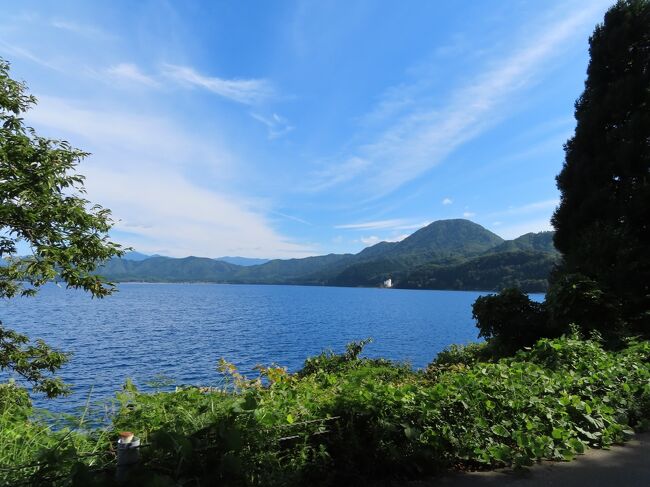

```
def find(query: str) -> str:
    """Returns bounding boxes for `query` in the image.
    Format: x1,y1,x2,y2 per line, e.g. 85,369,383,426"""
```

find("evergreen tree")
551,0,650,334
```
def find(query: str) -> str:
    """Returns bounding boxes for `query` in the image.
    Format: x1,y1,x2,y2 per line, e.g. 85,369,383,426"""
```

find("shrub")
298,338,373,376
472,288,550,352
426,342,497,380
431,342,492,367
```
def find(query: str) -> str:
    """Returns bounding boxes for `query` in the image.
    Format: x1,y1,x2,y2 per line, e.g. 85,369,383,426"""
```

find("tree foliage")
0,58,123,397
0,325,71,398
546,273,623,339
551,0,650,334
472,288,550,353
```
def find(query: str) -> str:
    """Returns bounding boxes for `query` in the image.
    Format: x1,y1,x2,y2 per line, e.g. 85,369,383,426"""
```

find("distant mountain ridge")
215,256,270,266
122,251,158,261
100,219,559,292
123,252,269,267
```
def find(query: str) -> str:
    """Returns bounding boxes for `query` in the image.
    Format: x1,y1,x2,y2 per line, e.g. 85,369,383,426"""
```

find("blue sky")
1,0,611,258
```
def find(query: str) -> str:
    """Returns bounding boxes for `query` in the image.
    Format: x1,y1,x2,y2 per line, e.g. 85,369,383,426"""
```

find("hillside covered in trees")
100,220,558,292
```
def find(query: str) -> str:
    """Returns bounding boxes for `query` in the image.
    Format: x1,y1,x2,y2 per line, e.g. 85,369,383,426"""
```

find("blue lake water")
0,283,542,415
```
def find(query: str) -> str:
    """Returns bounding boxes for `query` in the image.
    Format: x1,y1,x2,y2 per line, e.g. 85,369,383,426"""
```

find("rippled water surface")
1,284,538,414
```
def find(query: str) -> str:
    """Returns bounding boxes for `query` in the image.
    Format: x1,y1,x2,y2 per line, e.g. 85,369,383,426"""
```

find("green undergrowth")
0,382,112,485
2,335,650,486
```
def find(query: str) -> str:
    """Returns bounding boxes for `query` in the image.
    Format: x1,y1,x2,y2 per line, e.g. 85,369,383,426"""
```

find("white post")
116,431,140,482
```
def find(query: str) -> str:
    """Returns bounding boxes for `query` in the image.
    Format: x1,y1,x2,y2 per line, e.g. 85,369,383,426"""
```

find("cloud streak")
492,218,554,240
489,199,559,218
163,64,273,104
250,112,294,139
50,19,116,40
360,233,409,246
336,218,430,232
311,1,607,196
106,63,159,87
25,96,313,258
0,40,62,71
86,167,315,258
335,219,408,230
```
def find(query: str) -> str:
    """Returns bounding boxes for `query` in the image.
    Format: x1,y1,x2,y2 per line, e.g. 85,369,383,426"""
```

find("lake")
0,284,541,415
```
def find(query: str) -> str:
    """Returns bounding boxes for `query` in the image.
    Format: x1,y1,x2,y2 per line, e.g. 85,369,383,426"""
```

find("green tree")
0,58,123,398
546,273,623,337
472,288,550,353
551,0,650,334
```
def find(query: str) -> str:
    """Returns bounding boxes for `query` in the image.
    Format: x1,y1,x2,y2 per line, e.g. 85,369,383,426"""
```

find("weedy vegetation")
2,334,649,486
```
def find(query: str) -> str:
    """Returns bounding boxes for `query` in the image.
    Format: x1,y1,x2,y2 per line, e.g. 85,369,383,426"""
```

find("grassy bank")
2,334,649,486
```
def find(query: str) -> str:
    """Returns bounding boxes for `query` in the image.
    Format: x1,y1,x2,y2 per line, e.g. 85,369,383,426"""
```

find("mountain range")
101,219,559,292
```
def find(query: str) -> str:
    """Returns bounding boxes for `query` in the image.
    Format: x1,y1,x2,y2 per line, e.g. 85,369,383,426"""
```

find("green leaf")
569,438,585,454
491,424,509,438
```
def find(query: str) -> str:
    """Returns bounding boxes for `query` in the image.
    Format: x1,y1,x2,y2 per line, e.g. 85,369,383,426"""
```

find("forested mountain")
99,219,558,292
397,251,558,293
232,253,356,283
215,256,270,266
488,231,557,254
354,241,399,261
386,219,504,263
100,256,239,282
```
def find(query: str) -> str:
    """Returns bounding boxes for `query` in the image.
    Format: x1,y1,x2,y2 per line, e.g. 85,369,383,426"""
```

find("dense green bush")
4,336,648,486
429,342,492,367
298,338,375,376
472,288,552,353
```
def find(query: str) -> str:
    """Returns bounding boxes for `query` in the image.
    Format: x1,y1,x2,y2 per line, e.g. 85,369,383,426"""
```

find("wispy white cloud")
269,210,311,226
50,19,115,40
28,95,215,165
250,112,294,139
492,218,554,240
86,166,315,258
442,197,453,205
336,218,429,232
391,234,410,242
462,211,476,218
162,64,273,104
335,219,408,230
0,40,62,71
359,233,409,246
393,221,430,231
106,63,159,87
360,235,381,246
311,1,607,196
489,198,559,218
307,156,369,192
25,96,313,258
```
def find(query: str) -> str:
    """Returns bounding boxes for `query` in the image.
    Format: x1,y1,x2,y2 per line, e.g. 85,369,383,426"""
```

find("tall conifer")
551,0,650,333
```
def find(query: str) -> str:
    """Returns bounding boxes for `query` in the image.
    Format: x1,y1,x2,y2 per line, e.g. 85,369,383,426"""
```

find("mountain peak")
392,219,503,258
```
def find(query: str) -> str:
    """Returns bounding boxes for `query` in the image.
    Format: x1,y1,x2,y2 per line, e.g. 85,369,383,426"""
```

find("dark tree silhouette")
551,0,650,335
